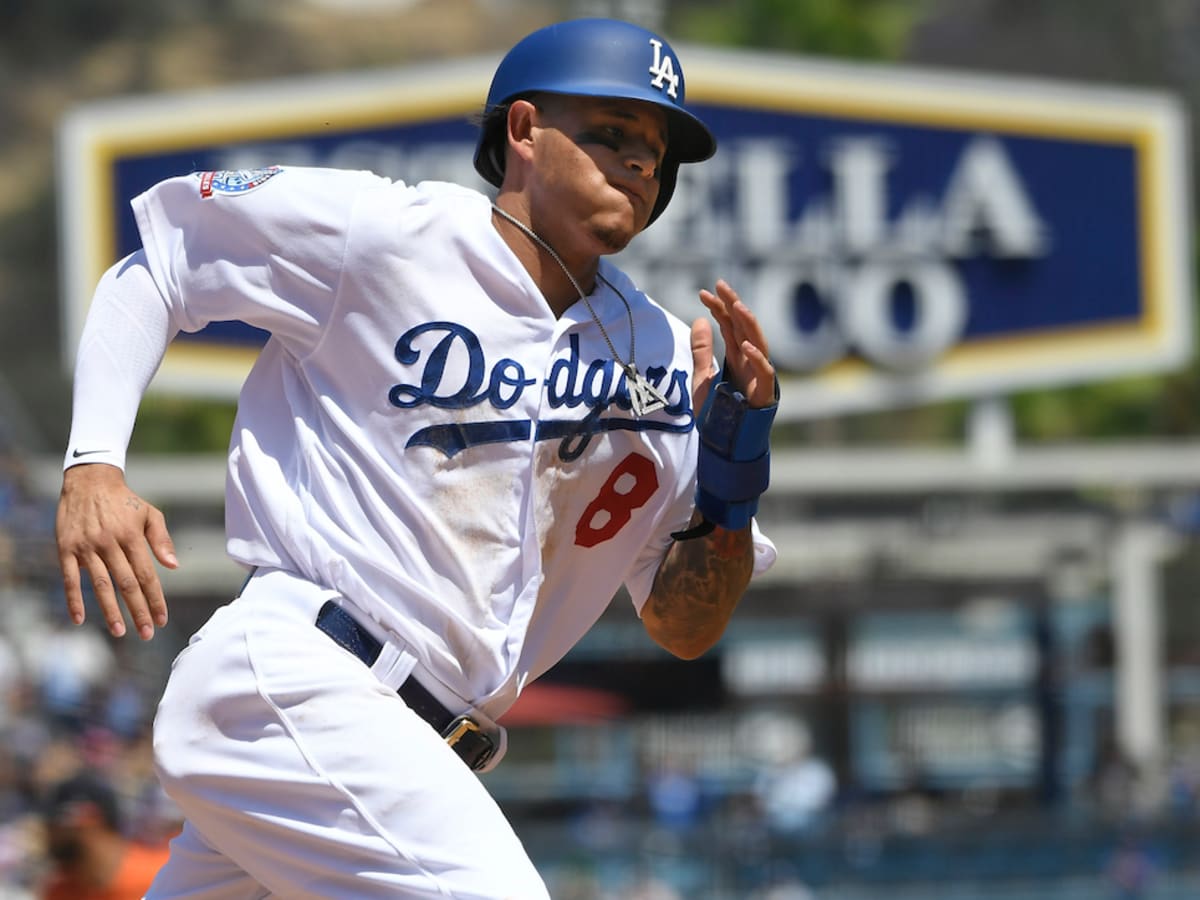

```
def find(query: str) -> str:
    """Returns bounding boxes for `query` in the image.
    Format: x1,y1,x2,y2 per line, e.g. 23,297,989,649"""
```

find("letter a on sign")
648,38,680,99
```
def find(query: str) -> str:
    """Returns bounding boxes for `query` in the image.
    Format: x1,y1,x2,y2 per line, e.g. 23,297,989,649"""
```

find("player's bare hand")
688,316,718,414
56,463,177,640
697,279,776,409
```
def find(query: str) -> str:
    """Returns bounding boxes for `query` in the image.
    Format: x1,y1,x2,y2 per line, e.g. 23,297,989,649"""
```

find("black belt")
315,600,496,772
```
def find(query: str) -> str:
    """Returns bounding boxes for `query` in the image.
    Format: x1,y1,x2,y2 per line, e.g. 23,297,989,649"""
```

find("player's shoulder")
139,164,397,214
197,164,394,199
412,179,488,203
332,176,489,216
405,180,492,218
598,260,690,335
145,166,487,216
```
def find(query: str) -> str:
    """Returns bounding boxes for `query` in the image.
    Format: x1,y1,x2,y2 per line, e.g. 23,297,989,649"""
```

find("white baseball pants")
144,573,549,899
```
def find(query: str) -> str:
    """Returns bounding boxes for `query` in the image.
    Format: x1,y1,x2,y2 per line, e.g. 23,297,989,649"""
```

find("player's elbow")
643,617,726,660
662,637,717,661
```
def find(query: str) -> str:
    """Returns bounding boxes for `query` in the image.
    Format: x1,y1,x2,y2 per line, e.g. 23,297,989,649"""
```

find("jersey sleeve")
63,250,174,472
131,166,390,355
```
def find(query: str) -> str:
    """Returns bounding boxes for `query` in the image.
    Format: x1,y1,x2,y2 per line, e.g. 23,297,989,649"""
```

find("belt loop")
371,640,416,693
313,597,507,772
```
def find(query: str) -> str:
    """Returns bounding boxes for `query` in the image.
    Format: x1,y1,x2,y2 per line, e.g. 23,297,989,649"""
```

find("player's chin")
602,200,650,247
589,209,641,253
592,219,638,254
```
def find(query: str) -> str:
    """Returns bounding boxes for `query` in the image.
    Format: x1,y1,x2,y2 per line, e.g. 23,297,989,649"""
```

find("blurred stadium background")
2,0,1200,897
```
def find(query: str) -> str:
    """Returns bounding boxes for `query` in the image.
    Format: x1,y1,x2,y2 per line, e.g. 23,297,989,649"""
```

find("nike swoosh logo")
71,448,109,458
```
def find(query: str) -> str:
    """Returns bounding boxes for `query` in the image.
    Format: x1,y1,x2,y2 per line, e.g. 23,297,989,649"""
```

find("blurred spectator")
627,872,683,899
38,773,169,900
1104,830,1161,900
746,713,836,837
0,814,39,898
1166,715,1200,817
758,879,817,900
645,759,703,833
0,631,22,733
102,675,146,743
28,618,116,735
887,762,937,837
1090,739,1131,813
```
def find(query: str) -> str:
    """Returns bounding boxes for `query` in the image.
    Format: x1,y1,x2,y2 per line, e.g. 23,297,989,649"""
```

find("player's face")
529,95,667,253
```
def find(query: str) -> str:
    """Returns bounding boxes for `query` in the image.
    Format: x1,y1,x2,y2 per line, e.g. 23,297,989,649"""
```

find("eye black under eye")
576,128,665,170
578,130,620,150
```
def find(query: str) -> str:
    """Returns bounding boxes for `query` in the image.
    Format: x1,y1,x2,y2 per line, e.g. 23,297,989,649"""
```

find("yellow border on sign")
682,51,1187,391
89,89,485,300
63,50,1191,406
69,67,490,392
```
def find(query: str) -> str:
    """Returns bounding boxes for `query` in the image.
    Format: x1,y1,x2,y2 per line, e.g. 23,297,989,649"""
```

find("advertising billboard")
58,47,1193,419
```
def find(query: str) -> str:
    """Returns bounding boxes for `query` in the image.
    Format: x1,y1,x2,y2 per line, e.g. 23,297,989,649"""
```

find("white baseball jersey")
128,166,775,719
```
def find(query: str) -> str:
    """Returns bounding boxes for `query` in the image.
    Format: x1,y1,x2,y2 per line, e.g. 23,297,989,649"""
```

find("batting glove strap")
700,380,776,461
691,378,778,532
695,482,762,531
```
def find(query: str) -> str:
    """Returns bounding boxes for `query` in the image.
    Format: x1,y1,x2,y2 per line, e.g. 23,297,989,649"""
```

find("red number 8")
574,452,660,548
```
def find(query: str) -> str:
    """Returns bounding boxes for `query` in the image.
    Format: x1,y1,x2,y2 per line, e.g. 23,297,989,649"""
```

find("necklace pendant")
625,364,669,417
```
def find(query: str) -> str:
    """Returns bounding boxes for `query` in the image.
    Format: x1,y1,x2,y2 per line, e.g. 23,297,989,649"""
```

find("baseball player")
56,18,777,899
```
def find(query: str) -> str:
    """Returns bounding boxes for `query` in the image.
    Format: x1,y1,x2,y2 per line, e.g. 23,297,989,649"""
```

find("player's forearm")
64,250,175,472
642,516,754,659
641,357,777,658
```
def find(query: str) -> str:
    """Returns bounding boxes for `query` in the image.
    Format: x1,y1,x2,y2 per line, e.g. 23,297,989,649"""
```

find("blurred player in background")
39,773,170,900
56,17,777,898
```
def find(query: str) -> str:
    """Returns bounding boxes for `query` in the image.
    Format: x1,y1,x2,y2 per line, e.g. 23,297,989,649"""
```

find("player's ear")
506,99,539,166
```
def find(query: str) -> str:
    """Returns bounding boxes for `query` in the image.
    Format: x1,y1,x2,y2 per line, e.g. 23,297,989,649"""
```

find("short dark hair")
475,102,511,182
474,93,558,186
44,773,123,832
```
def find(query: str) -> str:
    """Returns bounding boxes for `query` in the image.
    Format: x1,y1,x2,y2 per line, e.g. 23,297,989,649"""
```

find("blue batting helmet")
474,18,717,225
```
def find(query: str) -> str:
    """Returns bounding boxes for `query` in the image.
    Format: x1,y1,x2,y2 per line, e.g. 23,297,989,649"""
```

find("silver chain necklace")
491,204,668,417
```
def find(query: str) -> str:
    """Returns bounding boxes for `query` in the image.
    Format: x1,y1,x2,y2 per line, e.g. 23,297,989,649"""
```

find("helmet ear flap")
649,157,679,226
475,104,510,188
486,141,505,185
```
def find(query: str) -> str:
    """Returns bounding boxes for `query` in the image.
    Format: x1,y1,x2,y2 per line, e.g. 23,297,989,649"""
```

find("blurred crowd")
0,441,1198,898
0,451,179,897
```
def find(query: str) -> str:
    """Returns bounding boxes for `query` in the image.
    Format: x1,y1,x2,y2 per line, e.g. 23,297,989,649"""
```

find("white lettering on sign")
218,131,1048,377
941,138,1049,257
847,637,1037,688
625,134,1050,374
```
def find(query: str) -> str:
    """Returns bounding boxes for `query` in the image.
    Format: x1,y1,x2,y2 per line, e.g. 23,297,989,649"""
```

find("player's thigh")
153,601,548,899
147,821,271,900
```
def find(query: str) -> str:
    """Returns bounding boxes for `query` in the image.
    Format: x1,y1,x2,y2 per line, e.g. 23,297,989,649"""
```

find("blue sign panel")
106,115,481,351
58,49,1192,418
696,105,1142,336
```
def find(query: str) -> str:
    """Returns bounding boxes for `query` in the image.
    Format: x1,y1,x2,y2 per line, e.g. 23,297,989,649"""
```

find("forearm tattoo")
646,522,754,653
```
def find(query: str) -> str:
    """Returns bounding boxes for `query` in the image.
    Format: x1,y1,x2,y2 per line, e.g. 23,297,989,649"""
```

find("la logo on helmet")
648,38,680,99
